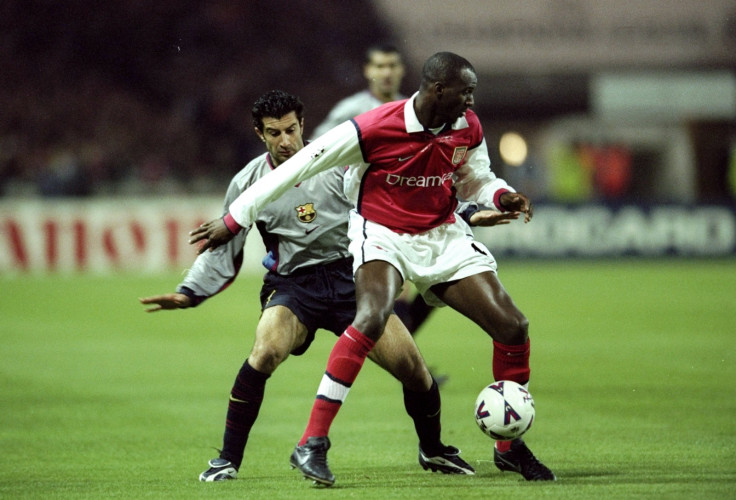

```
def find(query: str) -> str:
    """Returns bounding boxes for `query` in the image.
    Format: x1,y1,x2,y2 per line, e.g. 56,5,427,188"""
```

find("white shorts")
347,210,497,307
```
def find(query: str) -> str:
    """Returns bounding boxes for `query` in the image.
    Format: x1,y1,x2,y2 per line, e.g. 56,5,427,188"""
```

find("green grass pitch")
1,260,734,499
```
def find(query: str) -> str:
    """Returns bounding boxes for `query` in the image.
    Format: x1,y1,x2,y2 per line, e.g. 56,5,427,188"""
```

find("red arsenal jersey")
350,99,484,233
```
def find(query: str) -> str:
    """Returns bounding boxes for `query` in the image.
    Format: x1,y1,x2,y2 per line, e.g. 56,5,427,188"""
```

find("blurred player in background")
191,52,555,485
310,43,406,140
140,90,487,483
312,43,437,347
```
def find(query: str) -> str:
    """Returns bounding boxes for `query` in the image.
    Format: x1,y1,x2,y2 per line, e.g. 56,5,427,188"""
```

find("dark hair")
364,43,402,64
252,90,305,132
420,52,475,88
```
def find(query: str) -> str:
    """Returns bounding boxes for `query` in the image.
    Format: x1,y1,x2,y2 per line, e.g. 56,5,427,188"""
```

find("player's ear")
434,82,445,99
255,128,265,143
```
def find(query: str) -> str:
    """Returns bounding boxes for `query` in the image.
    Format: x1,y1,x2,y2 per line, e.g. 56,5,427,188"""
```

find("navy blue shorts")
259,257,356,356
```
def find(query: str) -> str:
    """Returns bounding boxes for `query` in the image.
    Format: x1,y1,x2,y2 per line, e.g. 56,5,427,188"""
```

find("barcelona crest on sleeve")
452,146,468,165
295,203,317,223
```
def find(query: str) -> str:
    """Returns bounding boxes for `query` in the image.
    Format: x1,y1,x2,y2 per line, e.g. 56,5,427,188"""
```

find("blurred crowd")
0,0,395,197
2,1,733,203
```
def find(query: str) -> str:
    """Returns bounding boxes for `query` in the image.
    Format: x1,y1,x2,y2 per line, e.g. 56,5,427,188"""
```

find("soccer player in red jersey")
191,52,555,483
142,90,501,483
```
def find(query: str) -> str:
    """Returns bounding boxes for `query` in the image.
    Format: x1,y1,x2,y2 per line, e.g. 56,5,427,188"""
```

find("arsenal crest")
295,203,316,223
452,146,468,165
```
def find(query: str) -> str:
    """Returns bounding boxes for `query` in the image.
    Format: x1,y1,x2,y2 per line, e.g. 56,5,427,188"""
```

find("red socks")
492,339,530,385
299,326,375,445
493,338,530,452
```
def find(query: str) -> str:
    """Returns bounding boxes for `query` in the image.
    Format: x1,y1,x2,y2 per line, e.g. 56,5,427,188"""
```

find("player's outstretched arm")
139,293,192,312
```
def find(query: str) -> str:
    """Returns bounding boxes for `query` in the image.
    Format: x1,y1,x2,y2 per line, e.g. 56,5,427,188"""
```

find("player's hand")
189,217,234,254
499,192,534,222
139,293,191,312
469,210,521,226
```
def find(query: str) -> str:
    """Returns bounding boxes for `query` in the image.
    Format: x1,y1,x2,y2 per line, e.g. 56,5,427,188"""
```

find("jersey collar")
266,153,277,170
404,92,470,133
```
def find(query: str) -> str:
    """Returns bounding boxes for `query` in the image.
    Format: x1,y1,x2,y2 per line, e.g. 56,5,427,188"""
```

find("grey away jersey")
177,152,353,303
310,90,404,140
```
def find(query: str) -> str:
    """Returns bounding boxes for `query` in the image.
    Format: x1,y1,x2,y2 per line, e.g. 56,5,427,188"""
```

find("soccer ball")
474,380,535,440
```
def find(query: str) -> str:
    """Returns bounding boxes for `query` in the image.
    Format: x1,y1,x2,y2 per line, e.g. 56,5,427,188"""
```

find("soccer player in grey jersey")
310,44,405,141
140,90,514,484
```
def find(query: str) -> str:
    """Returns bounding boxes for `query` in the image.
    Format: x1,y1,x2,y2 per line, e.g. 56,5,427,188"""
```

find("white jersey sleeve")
453,138,515,211
229,121,363,228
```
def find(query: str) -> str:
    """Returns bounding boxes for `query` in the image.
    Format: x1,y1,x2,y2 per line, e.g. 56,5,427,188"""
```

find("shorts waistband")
278,256,353,277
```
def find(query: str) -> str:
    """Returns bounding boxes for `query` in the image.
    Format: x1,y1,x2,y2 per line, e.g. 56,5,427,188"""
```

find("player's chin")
450,110,466,122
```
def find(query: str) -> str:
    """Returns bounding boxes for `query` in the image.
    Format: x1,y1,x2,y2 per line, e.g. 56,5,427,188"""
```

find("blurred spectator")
38,148,90,197
547,142,594,202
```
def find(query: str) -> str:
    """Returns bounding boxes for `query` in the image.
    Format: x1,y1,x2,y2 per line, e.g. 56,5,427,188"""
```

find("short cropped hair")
420,52,475,88
252,90,305,132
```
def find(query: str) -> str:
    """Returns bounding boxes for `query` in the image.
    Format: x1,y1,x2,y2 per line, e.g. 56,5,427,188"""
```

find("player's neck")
371,90,397,104
413,96,444,130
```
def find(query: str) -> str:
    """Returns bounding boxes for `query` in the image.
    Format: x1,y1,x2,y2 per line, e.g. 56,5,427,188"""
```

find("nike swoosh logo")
305,226,319,235
229,395,248,403
397,155,414,162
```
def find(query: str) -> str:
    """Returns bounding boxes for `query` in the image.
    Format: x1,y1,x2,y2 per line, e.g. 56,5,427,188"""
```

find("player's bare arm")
189,217,235,254
499,192,534,222
469,210,521,227
139,293,191,312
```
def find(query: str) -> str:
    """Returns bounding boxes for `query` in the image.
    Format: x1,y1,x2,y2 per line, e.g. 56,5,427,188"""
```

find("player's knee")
492,313,529,345
395,353,431,392
354,305,393,340
249,343,289,374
